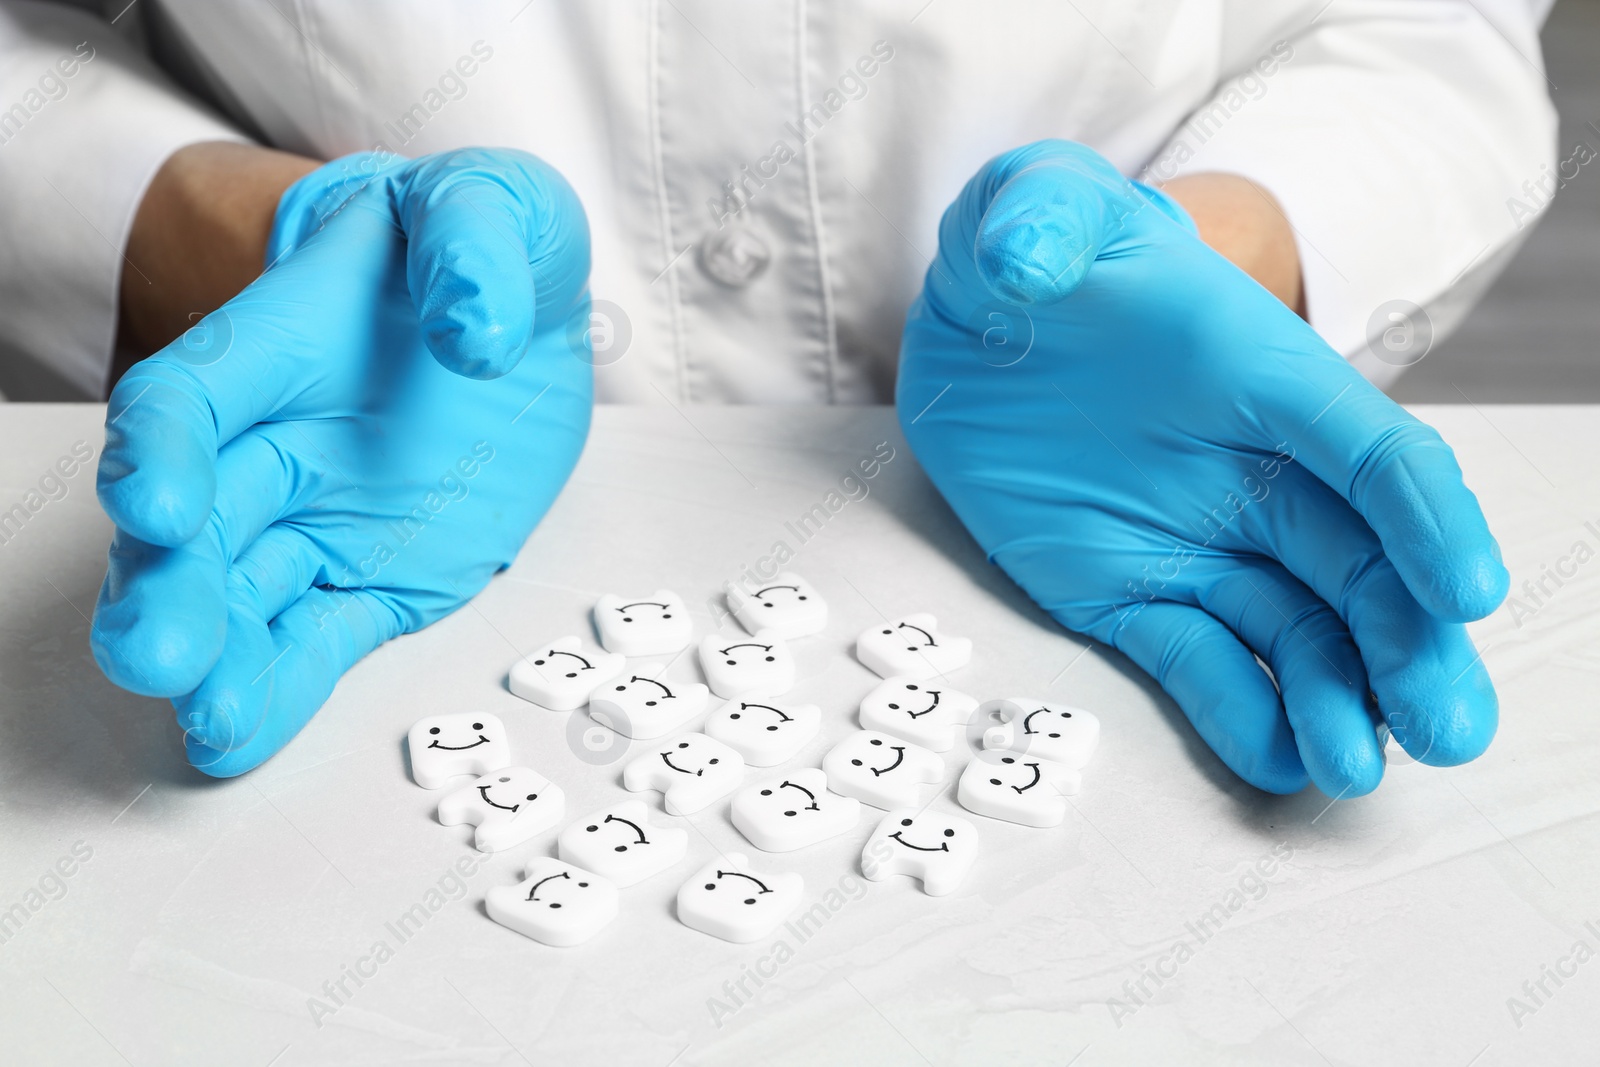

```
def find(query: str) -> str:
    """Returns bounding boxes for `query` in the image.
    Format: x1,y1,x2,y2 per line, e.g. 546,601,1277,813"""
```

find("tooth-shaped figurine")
588,670,710,739
486,857,618,947
858,676,977,752
730,768,861,853
437,767,565,851
698,633,796,699
622,733,746,815
855,613,971,680
704,698,821,766
822,731,944,810
861,809,979,896
980,697,1100,788
956,751,1079,827
676,852,804,943
407,713,511,789
593,590,694,657
509,636,626,711
557,800,689,886
724,572,828,640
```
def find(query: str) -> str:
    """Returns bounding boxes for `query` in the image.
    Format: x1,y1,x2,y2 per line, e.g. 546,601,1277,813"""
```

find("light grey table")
1,404,1596,1067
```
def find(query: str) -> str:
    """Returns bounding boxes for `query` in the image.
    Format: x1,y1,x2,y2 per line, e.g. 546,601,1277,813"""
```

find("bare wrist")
115,141,319,379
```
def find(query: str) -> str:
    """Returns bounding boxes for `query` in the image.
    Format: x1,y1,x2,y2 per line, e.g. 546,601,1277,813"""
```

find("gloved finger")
1109,600,1308,794
968,140,1148,307
1241,465,1497,766
173,522,327,754
181,584,403,778
1196,562,1384,798
92,431,307,697
98,194,400,546
396,149,590,379
1249,346,1507,624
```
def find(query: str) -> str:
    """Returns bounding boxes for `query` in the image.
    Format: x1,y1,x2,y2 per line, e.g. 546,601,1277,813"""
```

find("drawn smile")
429,736,489,751
889,831,948,853
479,784,521,812
661,752,703,776
1011,763,1042,793
870,747,906,777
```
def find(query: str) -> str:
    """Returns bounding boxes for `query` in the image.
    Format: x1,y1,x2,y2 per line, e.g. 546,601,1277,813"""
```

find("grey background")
1390,0,1600,402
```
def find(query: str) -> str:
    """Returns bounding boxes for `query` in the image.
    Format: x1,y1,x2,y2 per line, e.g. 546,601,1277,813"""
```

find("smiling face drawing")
698,633,796,699
705,699,821,766
588,672,710,739
594,590,694,657
486,856,619,947
623,733,746,815
823,730,944,810
407,713,511,789
557,800,688,887
724,571,828,640
980,698,1101,769
508,635,626,711
730,768,861,852
858,676,979,752
676,852,805,943
855,613,972,681
956,751,1077,827
862,809,980,896
438,766,566,851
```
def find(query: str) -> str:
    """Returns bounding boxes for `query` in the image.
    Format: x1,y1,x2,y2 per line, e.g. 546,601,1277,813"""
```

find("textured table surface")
0,403,1595,1067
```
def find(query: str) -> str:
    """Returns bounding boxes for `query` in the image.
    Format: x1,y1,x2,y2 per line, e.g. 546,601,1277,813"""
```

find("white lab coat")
0,0,1558,402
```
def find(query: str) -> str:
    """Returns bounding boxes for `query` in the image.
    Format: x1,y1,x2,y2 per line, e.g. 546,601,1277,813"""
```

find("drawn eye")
615,685,626,691
663,613,672,619
621,616,632,622
1001,757,1014,765
577,882,588,887
526,793,537,801
709,758,720,765
744,897,757,904
549,903,562,909
851,759,862,766
534,658,545,665
729,713,741,719
472,723,484,730
869,739,883,746
764,656,775,662
705,882,717,891
887,703,900,710
678,742,690,749
760,789,773,796
989,778,1001,785
784,810,796,817
645,700,657,706
586,824,599,832
900,818,912,827
1049,732,1061,738
881,629,892,635
943,828,955,837
498,776,511,782
906,684,918,691
798,595,807,601
429,727,440,735
766,725,777,731
726,659,737,666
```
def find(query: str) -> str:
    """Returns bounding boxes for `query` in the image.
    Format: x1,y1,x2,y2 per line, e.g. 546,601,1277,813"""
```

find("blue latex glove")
898,140,1506,797
93,148,593,776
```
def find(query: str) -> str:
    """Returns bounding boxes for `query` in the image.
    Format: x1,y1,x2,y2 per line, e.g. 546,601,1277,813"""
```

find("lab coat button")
698,227,770,287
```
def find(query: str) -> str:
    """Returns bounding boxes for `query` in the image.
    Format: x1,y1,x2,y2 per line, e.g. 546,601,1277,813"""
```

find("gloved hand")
93,148,593,776
899,140,1506,798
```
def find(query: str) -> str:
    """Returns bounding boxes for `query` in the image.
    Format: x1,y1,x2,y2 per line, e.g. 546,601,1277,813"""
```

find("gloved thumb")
972,140,1191,306
397,148,590,380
